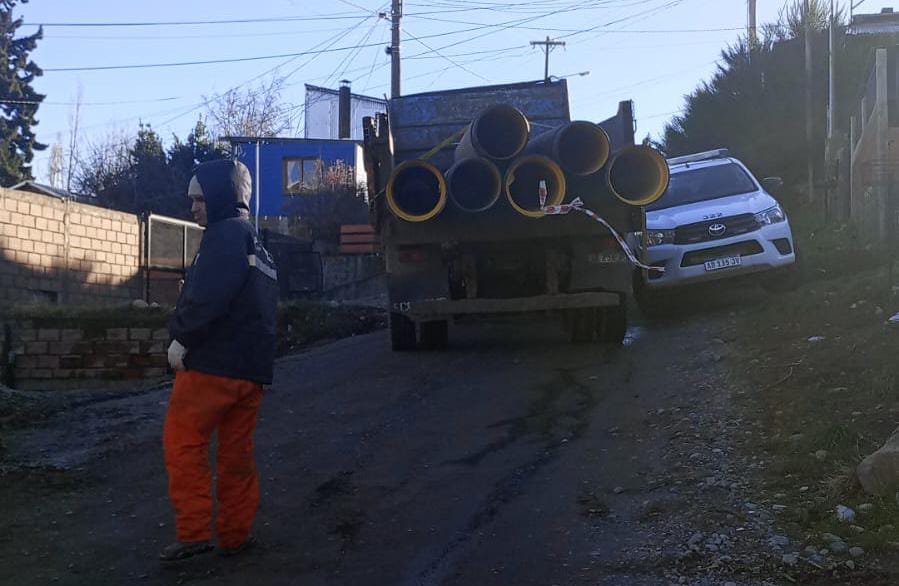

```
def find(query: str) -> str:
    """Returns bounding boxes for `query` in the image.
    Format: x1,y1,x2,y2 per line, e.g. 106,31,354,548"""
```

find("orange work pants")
163,369,262,548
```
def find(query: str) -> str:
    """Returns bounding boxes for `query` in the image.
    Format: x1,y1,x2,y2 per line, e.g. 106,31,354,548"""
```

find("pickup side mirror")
762,177,784,192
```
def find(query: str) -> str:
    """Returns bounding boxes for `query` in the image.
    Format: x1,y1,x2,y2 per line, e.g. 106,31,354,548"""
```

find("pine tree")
0,0,45,186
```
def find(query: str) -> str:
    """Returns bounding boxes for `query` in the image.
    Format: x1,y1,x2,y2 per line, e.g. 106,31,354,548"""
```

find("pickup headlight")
645,229,676,246
754,205,786,225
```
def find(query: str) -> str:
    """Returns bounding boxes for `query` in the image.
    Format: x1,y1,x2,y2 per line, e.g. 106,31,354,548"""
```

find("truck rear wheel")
569,308,596,344
390,312,417,351
420,320,449,350
596,301,627,344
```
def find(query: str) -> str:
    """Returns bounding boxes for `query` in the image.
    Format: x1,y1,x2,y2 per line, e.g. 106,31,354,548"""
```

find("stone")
829,541,849,554
821,533,843,543
850,525,865,534
849,546,864,558
782,553,799,566
836,505,856,522
804,545,819,555
857,426,899,496
131,299,149,310
815,449,828,461
845,560,856,570
770,535,790,548
613,486,624,494
858,503,874,514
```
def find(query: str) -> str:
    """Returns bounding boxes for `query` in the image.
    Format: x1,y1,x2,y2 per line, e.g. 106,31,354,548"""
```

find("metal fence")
144,214,324,305
145,214,204,306
261,229,323,299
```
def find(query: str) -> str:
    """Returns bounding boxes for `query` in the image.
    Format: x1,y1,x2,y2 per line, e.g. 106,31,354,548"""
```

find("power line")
23,13,374,27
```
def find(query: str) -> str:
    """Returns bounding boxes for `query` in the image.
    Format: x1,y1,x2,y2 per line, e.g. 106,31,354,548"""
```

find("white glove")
167,340,187,372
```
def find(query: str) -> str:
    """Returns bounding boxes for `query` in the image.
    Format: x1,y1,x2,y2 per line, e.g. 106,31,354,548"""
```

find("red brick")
25,341,48,354
37,328,60,341
60,329,83,342
106,328,128,341
49,341,77,355
37,355,60,369
129,328,151,341
59,355,82,369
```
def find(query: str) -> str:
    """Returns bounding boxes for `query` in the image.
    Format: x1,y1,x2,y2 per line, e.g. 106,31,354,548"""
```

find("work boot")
159,540,213,562
217,535,257,557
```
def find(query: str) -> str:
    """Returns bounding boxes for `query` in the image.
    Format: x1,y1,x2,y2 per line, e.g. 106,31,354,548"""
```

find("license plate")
704,256,742,271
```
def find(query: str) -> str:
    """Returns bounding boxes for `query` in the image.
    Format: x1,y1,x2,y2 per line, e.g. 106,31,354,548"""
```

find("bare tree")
65,85,82,193
72,129,133,204
204,77,293,139
46,135,64,188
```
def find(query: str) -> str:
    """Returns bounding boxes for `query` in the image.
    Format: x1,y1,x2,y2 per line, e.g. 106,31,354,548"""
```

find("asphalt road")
0,309,754,586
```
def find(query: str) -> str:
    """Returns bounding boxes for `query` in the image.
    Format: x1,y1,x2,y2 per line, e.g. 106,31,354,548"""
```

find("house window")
283,157,322,194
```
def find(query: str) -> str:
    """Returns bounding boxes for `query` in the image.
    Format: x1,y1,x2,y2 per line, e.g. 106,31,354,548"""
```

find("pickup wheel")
390,312,417,351
596,301,627,344
569,308,596,344
420,320,449,350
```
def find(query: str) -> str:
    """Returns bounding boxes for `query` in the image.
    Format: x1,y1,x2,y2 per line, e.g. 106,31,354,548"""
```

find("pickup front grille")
674,213,759,244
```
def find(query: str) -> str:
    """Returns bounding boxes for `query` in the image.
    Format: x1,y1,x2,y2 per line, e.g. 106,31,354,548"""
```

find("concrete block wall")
9,324,170,390
0,188,143,307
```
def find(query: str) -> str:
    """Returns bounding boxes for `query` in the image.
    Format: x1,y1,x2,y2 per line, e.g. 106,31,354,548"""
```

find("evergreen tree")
0,0,45,186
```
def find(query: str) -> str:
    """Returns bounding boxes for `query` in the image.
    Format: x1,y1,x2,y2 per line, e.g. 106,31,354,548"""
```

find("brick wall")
8,323,170,390
0,187,143,307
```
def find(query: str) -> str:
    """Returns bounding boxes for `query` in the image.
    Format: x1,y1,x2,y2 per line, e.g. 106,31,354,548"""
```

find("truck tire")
596,301,627,344
569,308,596,344
420,320,449,350
390,312,417,351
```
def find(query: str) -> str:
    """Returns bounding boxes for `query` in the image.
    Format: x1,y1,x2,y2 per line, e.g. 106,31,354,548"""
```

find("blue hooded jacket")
169,160,279,385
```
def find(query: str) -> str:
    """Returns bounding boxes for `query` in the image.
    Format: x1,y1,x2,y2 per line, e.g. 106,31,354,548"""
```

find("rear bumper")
392,292,621,321
643,222,796,289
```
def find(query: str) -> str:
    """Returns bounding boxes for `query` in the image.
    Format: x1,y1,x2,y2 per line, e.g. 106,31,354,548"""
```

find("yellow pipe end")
386,160,447,222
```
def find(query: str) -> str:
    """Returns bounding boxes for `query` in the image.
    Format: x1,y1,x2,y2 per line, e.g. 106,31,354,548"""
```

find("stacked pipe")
384,103,670,223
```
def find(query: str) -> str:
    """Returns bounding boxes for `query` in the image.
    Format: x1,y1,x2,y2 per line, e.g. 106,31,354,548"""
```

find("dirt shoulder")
723,223,899,583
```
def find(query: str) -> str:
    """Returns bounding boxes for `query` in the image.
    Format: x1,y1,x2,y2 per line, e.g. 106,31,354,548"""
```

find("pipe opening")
607,146,670,206
505,155,566,218
557,122,610,176
448,158,502,212
387,160,447,222
472,105,530,160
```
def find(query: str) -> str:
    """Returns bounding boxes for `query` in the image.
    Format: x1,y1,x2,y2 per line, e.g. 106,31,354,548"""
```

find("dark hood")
193,159,252,224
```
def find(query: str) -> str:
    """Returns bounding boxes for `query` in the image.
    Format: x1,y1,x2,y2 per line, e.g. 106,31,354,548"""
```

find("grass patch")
726,216,899,555
278,301,385,354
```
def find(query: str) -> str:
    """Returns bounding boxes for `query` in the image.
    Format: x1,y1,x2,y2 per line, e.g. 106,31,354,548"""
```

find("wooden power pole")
747,0,758,49
530,36,565,81
390,0,402,98
805,0,815,203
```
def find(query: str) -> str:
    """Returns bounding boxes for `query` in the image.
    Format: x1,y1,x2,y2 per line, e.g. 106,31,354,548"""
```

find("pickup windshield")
648,162,758,211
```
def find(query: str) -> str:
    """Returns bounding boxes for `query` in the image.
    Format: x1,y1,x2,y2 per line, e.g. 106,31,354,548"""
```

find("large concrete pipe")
456,104,530,161
504,155,566,218
386,160,447,222
525,121,611,176
606,146,669,206
446,157,503,213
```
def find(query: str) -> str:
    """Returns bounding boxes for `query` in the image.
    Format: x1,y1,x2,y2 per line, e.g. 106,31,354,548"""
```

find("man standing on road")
160,159,279,561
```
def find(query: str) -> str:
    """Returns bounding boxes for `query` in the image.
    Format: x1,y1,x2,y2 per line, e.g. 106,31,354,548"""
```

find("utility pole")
747,0,758,50
828,0,836,140
530,36,565,81
389,0,402,98
805,0,815,203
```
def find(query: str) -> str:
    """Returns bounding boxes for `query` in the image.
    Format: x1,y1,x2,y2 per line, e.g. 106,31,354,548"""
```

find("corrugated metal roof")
848,11,899,35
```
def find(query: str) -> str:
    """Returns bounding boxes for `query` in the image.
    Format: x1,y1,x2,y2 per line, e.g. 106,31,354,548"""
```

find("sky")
10,0,873,184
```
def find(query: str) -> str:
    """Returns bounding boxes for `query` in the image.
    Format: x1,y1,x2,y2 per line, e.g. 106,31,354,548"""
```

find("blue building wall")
232,139,360,217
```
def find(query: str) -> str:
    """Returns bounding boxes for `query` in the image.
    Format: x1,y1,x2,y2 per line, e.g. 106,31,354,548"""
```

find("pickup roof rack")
666,148,730,166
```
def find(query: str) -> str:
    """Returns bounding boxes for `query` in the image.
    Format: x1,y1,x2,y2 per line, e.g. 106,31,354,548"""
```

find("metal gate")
261,230,322,299
145,214,204,305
